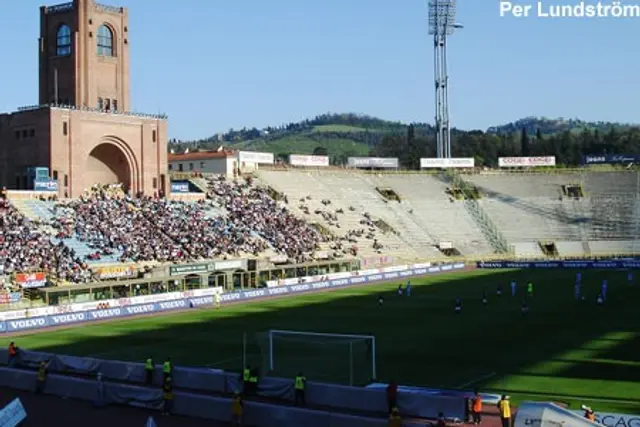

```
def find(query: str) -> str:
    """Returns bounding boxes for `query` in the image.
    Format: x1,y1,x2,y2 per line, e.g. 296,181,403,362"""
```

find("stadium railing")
0,351,468,423
0,367,389,427
16,103,168,120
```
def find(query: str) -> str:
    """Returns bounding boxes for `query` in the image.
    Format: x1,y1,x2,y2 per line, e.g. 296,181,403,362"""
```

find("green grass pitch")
9,268,640,414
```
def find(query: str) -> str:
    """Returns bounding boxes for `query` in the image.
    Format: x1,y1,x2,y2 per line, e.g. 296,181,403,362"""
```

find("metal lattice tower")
428,0,462,159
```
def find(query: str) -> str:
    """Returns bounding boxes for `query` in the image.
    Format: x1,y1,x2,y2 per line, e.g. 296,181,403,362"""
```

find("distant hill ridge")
169,114,639,166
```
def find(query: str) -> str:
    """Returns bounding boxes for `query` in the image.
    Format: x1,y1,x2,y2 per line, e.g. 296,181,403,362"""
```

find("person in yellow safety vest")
163,357,173,381
36,361,47,394
242,365,251,394
162,376,173,416
231,392,244,426
247,371,258,395
214,291,221,308
294,372,306,406
144,357,154,385
388,407,402,427
497,395,511,427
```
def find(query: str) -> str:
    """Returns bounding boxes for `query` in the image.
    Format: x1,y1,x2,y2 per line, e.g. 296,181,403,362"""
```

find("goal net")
246,330,376,386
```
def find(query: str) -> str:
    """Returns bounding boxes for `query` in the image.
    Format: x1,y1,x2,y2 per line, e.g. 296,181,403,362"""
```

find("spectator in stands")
0,200,89,283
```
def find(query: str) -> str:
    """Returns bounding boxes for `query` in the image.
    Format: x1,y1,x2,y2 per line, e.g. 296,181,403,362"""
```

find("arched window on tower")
97,25,114,56
56,25,72,56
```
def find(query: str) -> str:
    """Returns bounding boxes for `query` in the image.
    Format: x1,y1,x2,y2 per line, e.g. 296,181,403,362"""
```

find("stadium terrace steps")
365,174,495,256
54,236,122,265
257,171,423,261
589,240,640,255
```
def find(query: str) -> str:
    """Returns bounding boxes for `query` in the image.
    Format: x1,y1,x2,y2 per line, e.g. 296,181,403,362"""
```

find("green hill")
169,113,638,166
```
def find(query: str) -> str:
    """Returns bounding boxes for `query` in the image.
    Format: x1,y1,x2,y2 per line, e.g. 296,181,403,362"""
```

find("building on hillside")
0,0,168,197
168,151,238,176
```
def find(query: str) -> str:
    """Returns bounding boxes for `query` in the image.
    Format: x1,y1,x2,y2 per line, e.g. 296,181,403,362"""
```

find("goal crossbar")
266,329,377,382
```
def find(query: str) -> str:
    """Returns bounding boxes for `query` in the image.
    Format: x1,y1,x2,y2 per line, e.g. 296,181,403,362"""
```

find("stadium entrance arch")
85,137,138,195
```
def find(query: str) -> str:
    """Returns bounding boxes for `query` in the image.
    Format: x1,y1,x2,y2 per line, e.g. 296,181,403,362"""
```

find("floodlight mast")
428,0,461,159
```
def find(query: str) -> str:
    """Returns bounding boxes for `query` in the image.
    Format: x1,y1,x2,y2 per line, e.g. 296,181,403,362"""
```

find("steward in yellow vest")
144,357,154,385
498,395,511,427
294,372,306,406
162,376,173,415
36,361,47,394
163,357,173,381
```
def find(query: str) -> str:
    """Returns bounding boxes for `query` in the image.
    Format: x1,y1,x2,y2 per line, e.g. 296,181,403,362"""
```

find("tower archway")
84,137,138,193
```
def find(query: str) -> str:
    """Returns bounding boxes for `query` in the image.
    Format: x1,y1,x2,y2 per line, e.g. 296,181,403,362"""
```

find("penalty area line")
455,372,496,390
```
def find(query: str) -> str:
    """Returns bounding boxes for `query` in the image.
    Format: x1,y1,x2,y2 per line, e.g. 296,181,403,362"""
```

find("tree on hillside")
521,128,530,156
312,146,328,156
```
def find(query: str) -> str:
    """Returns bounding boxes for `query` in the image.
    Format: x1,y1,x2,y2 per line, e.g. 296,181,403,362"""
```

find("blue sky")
1,0,638,140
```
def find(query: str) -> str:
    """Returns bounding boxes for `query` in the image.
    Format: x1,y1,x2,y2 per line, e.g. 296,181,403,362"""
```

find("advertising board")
515,402,597,427
0,292,21,305
420,158,475,169
347,157,399,169
170,182,190,193
289,154,329,167
498,156,556,167
571,410,640,427
15,272,47,289
0,263,465,333
582,154,640,165
477,260,640,269
34,179,58,192
238,151,274,164
0,398,27,427
95,265,136,280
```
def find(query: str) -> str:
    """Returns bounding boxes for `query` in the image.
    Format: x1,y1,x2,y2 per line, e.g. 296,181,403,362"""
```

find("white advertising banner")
347,157,399,168
515,402,598,427
571,410,640,427
498,156,556,167
238,151,274,164
420,158,475,168
0,287,223,321
289,154,330,167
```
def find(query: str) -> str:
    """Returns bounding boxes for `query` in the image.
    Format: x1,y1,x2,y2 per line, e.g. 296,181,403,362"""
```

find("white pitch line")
456,372,497,390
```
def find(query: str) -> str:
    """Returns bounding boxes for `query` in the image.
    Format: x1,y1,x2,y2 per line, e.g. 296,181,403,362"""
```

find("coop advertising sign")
498,156,556,167
238,151,274,164
289,154,330,167
15,272,47,289
0,263,465,333
347,157,399,168
582,154,640,165
420,158,475,169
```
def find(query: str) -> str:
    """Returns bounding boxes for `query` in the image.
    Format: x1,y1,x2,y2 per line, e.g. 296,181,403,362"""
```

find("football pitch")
10,268,640,414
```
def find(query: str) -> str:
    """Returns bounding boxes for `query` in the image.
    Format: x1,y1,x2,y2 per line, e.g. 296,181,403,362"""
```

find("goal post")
246,329,377,386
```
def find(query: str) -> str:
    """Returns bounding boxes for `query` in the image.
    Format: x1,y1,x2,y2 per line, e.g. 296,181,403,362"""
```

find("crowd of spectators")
0,198,90,283
1,175,329,283
206,175,325,262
